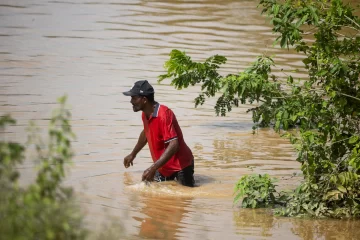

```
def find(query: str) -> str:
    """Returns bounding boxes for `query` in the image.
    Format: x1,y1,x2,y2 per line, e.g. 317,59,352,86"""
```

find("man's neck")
143,102,157,119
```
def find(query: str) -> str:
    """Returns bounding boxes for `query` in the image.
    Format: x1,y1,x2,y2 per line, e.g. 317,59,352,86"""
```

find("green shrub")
0,96,88,240
159,0,360,218
234,174,278,208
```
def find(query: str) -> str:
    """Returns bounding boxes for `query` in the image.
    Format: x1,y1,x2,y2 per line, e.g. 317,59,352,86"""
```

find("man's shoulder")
157,103,174,115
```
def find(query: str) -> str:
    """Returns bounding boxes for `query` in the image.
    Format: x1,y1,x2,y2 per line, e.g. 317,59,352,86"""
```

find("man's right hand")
124,153,135,168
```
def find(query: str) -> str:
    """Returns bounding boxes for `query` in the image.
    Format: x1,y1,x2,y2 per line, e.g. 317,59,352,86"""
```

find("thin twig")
333,24,360,33
345,15,360,29
335,32,347,37
337,92,360,102
330,137,353,145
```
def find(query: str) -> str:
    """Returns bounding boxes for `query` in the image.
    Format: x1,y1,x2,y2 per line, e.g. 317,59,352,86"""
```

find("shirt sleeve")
162,109,178,143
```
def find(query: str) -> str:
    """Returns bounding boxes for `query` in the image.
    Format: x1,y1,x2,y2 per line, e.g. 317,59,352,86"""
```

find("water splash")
125,180,231,198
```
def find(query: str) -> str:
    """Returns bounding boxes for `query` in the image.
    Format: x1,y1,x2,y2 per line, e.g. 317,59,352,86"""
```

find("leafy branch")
159,0,360,218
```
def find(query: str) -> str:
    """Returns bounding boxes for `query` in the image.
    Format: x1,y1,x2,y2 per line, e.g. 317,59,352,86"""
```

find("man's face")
130,95,146,112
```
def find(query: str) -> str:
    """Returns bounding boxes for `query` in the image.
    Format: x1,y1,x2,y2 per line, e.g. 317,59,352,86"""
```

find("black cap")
123,80,155,96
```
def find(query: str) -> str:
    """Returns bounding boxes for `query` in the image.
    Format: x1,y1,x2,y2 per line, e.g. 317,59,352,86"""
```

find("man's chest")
144,118,164,142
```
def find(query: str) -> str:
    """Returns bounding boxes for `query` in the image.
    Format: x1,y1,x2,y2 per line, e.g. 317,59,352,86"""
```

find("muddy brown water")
1,0,360,239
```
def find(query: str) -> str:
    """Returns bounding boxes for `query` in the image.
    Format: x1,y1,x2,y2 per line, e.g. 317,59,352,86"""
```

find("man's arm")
142,139,179,181
131,129,147,156
124,130,147,168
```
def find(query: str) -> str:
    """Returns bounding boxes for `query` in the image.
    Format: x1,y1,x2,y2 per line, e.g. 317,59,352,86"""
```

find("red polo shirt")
142,103,193,177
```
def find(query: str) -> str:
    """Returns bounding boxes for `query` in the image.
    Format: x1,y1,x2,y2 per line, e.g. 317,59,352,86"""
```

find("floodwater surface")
1,0,360,239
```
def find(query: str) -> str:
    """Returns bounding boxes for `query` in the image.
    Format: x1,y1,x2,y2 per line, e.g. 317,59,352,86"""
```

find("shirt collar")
152,102,160,118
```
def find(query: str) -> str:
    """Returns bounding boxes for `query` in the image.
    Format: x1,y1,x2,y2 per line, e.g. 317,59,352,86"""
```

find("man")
123,80,195,187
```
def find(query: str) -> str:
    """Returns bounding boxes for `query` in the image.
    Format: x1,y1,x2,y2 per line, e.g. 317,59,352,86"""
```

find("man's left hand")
142,166,156,182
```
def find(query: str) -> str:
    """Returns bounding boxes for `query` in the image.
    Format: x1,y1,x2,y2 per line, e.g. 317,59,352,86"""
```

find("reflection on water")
135,196,191,239
233,209,278,238
289,218,360,240
2,0,360,239
233,209,360,240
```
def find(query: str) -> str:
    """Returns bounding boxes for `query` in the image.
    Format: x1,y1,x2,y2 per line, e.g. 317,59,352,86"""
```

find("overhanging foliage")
159,0,360,218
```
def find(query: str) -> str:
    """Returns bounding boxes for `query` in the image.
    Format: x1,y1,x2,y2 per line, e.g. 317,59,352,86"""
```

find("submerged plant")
234,174,278,208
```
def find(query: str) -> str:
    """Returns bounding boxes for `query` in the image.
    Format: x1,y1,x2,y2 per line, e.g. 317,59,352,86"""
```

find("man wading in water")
123,80,195,187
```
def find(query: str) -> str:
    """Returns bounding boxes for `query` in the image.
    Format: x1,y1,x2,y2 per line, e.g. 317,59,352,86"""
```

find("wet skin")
131,95,146,112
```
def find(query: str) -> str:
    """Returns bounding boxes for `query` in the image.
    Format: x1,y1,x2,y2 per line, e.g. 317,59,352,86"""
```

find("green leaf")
349,136,359,144
290,115,297,121
337,185,347,193
273,18,282,23
283,110,289,119
318,70,328,76
275,120,281,130
324,190,340,200
280,36,287,48
339,175,346,185
287,75,293,84
302,58,312,64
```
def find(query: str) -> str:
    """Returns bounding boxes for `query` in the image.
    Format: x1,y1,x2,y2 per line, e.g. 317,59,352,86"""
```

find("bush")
0,96,88,239
159,0,360,218
234,174,278,208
